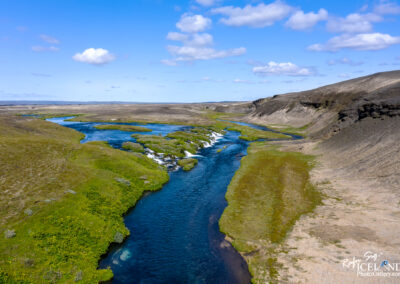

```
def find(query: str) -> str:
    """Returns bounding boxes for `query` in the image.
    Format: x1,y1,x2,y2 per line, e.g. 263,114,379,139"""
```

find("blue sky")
0,0,399,102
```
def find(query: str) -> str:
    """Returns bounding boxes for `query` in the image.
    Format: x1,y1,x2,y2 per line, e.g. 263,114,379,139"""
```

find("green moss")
219,141,322,282
177,158,198,171
217,145,227,153
132,134,189,158
266,123,310,137
94,124,152,132
132,127,215,159
122,141,145,153
0,115,168,283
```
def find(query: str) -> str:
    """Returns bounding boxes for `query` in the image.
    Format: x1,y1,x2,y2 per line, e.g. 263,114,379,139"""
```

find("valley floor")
266,118,400,283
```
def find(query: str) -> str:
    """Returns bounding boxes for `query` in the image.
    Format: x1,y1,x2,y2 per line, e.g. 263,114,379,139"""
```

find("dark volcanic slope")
244,70,400,138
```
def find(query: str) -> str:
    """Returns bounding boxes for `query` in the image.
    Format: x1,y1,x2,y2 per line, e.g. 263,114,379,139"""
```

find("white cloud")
166,32,189,42
285,9,328,30
374,1,400,14
32,46,59,52
326,13,382,33
176,14,211,33
164,27,245,65
40,34,60,44
308,33,400,51
195,0,215,7
167,32,213,47
166,45,246,62
72,48,115,65
253,61,313,76
211,1,294,28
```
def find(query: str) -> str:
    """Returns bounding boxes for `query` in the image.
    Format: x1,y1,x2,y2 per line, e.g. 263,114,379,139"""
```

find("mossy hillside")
177,158,198,171
94,124,152,132
219,142,321,283
122,141,145,153
0,115,169,283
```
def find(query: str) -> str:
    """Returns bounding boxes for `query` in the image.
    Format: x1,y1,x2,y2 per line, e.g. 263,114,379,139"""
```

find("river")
47,117,292,284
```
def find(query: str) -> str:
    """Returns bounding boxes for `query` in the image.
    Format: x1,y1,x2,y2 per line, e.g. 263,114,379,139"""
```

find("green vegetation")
121,141,145,153
266,123,310,137
219,142,321,283
217,145,228,153
94,124,152,132
177,158,198,171
133,127,214,159
19,113,85,120
0,115,168,283
226,124,289,141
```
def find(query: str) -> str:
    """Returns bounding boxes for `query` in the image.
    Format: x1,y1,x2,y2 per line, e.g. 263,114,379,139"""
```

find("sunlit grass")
177,158,198,171
219,141,321,283
0,115,168,283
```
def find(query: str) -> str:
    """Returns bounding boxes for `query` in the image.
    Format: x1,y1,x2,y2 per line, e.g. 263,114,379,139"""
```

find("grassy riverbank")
0,115,169,283
219,142,321,283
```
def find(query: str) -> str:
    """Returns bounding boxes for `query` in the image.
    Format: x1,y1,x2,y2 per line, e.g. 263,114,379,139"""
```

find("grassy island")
177,158,198,171
122,141,145,153
132,127,215,159
219,142,321,283
0,116,168,283
94,124,152,132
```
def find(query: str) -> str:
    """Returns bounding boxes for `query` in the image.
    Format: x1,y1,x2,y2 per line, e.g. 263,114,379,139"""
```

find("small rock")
75,270,83,282
43,270,62,281
4,229,16,239
65,189,76,195
24,258,34,267
114,231,124,243
140,175,148,180
114,177,131,186
24,208,33,216
144,181,150,184
44,199,52,203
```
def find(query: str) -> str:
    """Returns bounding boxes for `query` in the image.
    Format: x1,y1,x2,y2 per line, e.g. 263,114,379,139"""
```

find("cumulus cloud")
326,13,382,33
285,9,328,30
32,46,59,52
72,48,115,65
211,1,294,28
308,33,400,51
253,61,313,76
176,14,211,33
164,27,245,65
40,34,60,44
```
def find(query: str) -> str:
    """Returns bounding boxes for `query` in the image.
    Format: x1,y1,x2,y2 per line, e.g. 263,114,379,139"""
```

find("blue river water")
46,117,288,284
